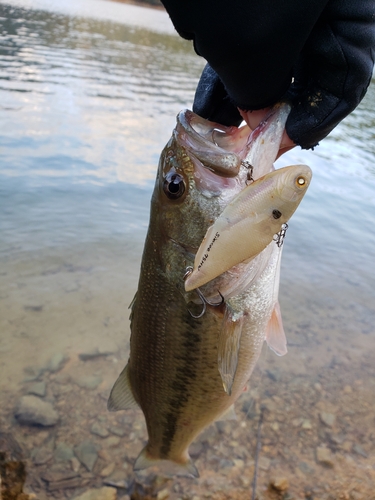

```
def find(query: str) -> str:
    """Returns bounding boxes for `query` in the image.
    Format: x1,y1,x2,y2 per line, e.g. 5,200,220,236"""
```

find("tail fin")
134,446,199,478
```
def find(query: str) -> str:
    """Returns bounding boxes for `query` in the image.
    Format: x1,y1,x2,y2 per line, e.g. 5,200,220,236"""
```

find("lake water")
0,1,374,499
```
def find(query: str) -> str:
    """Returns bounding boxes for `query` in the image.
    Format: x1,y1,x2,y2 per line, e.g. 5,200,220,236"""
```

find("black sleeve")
161,0,330,109
161,0,375,149
285,0,375,148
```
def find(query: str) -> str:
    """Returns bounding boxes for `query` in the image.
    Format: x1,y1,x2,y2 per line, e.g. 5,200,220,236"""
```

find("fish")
108,103,312,478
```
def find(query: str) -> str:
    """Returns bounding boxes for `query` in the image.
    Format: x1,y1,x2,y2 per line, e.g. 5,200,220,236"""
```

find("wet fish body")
108,104,311,477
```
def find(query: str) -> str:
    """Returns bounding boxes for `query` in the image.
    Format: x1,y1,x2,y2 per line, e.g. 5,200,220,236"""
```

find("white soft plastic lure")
184,164,312,292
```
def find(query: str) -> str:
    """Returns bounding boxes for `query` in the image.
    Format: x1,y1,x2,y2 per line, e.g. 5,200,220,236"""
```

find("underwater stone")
15,396,59,426
316,446,335,467
74,375,102,390
319,411,336,427
74,440,98,471
73,486,117,500
90,422,109,438
27,381,46,397
54,442,74,462
48,352,69,373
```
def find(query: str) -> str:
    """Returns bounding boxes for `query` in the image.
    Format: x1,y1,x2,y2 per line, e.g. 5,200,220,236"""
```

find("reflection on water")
0,1,374,498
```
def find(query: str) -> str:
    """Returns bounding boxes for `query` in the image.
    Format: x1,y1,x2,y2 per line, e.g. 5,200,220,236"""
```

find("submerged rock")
74,440,98,471
73,486,117,500
47,352,69,373
27,381,46,397
319,411,336,427
90,422,109,438
14,396,59,426
54,442,74,462
73,375,102,390
316,446,335,468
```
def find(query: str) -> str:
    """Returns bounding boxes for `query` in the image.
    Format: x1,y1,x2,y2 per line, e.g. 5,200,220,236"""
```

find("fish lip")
175,109,248,178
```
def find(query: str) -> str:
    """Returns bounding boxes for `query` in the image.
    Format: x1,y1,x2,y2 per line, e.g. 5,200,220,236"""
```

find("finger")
238,108,271,131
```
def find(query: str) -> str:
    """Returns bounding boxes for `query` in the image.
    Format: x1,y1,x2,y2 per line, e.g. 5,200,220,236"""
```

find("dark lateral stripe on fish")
160,313,202,457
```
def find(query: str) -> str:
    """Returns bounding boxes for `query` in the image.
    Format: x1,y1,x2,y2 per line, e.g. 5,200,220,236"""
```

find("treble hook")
183,267,224,319
273,223,289,248
241,161,254,184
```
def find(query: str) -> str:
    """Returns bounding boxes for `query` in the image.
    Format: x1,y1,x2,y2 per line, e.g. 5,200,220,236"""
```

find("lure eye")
163,172,186,200
272,209,282,219
296,176,306,187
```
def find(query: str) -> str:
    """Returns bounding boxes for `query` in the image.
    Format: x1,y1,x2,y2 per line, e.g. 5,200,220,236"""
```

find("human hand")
238,108,296,159
191,0,375,151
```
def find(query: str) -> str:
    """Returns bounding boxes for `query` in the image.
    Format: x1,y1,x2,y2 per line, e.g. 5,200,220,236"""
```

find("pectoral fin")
107,365,139,411
218,305,245,396
265,301,287,356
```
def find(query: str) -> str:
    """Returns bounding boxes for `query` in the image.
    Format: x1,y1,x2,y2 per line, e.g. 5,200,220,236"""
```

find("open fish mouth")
175,109,251,179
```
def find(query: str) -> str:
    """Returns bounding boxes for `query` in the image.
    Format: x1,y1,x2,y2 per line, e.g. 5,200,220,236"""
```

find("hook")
273,223,289,248
241,161,254,184
183,267,224,319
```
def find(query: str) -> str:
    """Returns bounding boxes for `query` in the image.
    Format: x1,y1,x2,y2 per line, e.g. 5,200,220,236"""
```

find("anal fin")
265,301,287,356
107,364,139,411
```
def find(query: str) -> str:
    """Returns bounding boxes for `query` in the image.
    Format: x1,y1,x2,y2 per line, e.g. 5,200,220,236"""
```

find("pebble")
298,461,314,475
270,476,289,492
103,476,129,489
47,352,69,373
27,381,46,397
90,422,109,438
74,375,103,390
74,440,98,471
109,426,125,437
72,486,117,500
23,365,44,382
319,411,336,427
302,419,313,430
352,443,368,458
215,421,232,435
79,344,118,360
14,395,59,426
71,457,81,472
32,447,53,465
54,442,74,462
100,463,116,478
157,489,170,500
316,446,335,468
258,456,271,471
105,436,121,447
54,373,70,384
189,442,203,458
266,368,281,381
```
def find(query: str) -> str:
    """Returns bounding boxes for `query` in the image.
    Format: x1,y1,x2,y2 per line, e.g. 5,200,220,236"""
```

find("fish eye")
163,172,186,200
296,176,306,187
272,209,282,219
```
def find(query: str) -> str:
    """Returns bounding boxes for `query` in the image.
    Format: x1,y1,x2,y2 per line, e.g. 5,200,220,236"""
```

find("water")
0,1,374,498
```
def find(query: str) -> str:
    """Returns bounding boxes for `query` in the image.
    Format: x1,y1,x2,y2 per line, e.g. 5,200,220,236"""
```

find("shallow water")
0,1,374,498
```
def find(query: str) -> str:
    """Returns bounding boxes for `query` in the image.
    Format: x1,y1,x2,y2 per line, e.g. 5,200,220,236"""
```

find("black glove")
162,0,375,149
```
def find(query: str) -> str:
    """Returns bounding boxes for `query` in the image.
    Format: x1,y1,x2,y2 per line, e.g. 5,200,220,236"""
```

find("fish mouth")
175,110,251,179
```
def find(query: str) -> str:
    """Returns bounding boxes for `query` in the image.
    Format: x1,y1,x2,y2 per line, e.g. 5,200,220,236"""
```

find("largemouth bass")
108,104,311,477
